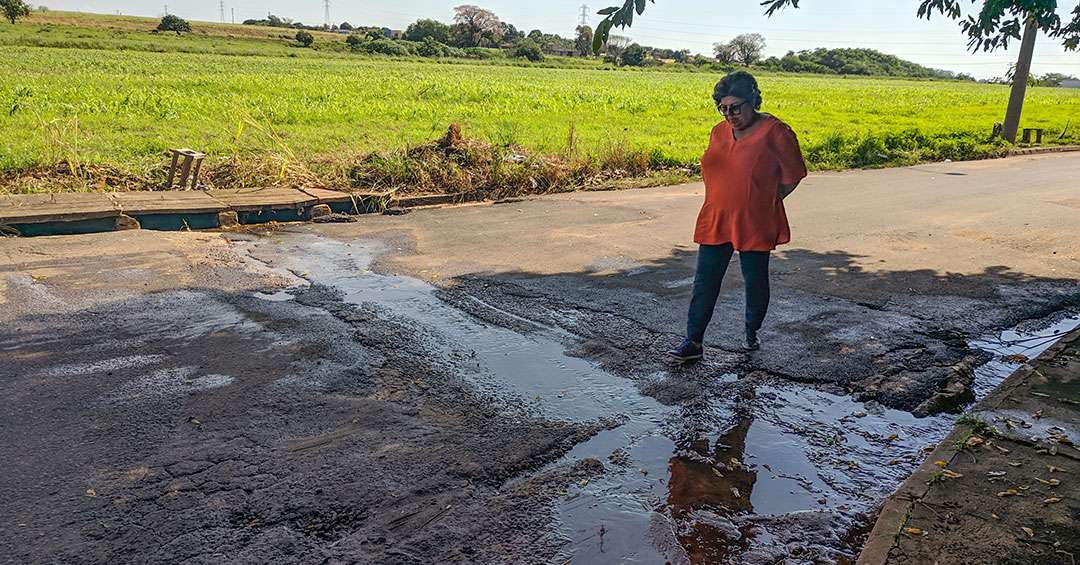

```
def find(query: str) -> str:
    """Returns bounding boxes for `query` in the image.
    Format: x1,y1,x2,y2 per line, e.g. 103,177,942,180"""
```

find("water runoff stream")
247,233,1079,564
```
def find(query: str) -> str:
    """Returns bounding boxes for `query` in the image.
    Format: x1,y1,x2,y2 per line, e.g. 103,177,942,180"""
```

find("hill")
759,48,971,80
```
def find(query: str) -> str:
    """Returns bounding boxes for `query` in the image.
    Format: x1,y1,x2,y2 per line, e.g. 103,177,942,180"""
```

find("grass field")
1,12,1078,195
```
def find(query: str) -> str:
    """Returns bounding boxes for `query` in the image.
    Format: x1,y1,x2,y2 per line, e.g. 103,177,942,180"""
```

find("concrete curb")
0,188,473,237
855,325,1080,564
1008,144,1080,156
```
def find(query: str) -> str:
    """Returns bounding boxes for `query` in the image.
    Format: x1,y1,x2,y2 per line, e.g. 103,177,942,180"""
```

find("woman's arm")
780,181,800,199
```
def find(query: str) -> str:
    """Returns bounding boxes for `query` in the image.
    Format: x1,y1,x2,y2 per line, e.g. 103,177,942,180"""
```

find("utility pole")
579,4,589,27
324,0,331,28
1001,17,1038,144
231,8,235,24
163,4,168,16
219,0,225,23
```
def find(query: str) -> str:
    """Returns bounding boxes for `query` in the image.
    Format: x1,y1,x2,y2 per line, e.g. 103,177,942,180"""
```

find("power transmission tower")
324,0,331,28
163,4,168,16
579,4,589,27
219,0,225,23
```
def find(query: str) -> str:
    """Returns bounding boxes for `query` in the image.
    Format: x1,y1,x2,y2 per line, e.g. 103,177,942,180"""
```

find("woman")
668,71,807,361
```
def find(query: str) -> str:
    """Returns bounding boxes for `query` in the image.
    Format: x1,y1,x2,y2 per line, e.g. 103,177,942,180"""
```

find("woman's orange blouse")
694,115,807,251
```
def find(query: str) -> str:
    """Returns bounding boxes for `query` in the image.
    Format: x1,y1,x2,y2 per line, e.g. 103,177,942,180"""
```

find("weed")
957,411,993,436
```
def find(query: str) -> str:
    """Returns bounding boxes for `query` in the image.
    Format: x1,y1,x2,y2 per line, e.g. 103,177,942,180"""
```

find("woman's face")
718,95,755,130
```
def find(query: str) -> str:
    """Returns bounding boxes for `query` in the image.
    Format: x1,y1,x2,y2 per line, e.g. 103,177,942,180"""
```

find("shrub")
156,14,191,35
511,39,544,62
295,30,313,47
363,38,410,56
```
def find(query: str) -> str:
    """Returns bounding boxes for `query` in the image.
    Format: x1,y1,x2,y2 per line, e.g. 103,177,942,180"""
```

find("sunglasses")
717,100,749,116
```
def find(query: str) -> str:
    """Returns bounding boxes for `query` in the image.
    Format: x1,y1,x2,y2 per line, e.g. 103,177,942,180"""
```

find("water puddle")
240,233,1078,563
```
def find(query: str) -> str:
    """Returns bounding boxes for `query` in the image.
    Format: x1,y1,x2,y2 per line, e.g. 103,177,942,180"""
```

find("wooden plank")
0,193,119,224
300,187,355,205
110,191,228,215
205,187,316,212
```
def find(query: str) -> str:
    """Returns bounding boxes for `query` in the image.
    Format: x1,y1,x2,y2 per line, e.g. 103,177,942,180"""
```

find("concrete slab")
205,187,316,212
109,191,228,215
300,188,355,205
0,192,119,224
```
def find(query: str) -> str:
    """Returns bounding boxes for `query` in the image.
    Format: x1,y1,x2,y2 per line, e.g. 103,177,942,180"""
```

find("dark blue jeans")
685,243,771,344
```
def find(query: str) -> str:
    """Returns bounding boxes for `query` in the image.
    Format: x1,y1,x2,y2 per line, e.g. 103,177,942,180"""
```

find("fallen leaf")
763,464,772,472
1047,465,1065,473
731,487,740,498
187,417,201,425
535,395,542,401
86,489,97,497
1020,527,1034,537
248,522,259,528
1030,391,1050,398
1009,462,1023,467
903,528,923,535
1002,354,1028,363
1035,478,1061,486
998,490,1019,497
431,274,439,279
556,491,569,496
299,271,310,277
855,412,867,418
1044,498,1061,504
712,468,724,478
1032,410,1043,419
557,390,567,398
966,436,985,447
942,470,963,479
995,445,1011,454
991,514,1001,520
887,434,899,441
935,461,948,467
579,478,588,488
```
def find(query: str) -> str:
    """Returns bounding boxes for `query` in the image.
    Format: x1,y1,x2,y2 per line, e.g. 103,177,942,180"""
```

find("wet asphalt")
1,153,1079,564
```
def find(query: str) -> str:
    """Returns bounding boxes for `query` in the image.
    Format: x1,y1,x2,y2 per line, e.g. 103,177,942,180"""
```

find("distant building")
542,45,575,57
1059,79,1080,88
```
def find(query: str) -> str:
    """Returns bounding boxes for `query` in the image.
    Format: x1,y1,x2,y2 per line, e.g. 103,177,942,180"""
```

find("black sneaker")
667,340,703,361
742,332,760,351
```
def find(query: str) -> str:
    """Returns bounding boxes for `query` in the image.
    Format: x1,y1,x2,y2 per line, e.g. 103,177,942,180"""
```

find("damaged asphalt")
1,152,1079,563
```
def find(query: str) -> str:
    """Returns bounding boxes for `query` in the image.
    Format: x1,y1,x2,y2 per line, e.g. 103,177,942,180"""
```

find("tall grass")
0,22,1077,194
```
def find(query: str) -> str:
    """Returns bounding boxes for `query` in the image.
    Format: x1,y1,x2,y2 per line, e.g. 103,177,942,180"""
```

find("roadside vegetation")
1,10,1078,196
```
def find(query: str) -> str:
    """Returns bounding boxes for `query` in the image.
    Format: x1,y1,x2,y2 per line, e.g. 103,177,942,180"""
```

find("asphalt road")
1,152,1078,564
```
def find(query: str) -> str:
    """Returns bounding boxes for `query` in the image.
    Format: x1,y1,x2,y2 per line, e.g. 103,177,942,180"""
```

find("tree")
574,25,593,57
156,14,191,35
602,33,631,63
453,4,502,47
501,21,524,40
1,0,30,24
728,33,765,66
593,0,1080,144
345,34,364,51
712,41,736,64
673,49,691,63
527,29,544,43
339,22,352,31
619,42,647,66
295,30,314,47
406,18,451,43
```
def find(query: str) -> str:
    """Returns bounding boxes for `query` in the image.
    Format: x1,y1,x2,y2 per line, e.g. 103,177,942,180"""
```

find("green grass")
1,11,1079,193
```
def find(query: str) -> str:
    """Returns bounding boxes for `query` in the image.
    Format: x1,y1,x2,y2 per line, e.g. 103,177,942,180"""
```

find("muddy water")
244,233,1078,564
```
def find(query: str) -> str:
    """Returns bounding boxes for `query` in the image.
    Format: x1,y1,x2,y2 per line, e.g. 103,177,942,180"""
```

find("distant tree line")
757,47,972,80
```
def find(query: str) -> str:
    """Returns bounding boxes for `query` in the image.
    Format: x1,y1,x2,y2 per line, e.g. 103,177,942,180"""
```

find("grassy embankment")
1,11,1078,196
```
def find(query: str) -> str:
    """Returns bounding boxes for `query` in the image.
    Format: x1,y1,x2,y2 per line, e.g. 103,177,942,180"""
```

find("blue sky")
44,0,1079,79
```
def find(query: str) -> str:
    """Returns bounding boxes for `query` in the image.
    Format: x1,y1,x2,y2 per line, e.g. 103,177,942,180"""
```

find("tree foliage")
712,42,736,64
575,24,593,56
728,33,766,65
619,42,648,65
453,4,503,47
406,18,451,43
511,38,544,61
759,47,965,78
295,30,314,47
156,14,191,34
1,0,31,25
593,0,1080,52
